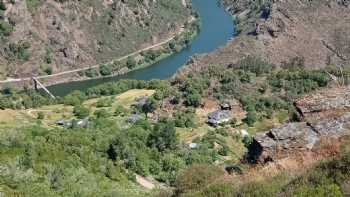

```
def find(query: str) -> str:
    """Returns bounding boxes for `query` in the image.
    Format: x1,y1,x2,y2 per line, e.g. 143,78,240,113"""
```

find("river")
48,0,235,96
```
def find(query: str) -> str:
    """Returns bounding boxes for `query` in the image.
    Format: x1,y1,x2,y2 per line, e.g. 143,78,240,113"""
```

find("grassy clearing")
85,89,154,107
177,125,213,144
0,109,31,128
234,110,289,135
0,89,155,129
114,89,155,108
26,105,74,127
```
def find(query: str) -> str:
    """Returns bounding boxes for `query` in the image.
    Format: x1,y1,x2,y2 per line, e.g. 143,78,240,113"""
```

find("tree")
99,64,112,76
174,109,195,128
63,90,86,106
185,91,201,107
0,1,6,10
126,56,137,69
141,97,157,117
244,110,257,126
73,105,90,119
147,121,177,152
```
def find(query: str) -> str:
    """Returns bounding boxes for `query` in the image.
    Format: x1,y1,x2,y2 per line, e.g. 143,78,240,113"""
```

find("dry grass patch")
25,104,74,127
115,89,155,107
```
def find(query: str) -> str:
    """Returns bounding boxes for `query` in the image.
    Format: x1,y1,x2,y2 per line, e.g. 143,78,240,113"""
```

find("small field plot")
0,109,31,128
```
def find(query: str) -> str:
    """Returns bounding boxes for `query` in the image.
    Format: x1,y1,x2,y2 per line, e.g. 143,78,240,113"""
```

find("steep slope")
182,0,350,74
0,0,189,79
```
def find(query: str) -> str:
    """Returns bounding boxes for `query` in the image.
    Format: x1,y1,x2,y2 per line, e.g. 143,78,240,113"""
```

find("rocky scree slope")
0,0,189,79
181,0,350,74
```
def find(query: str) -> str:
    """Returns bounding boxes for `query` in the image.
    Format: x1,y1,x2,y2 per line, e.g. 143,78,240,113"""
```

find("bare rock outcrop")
250,113,350,163
295,86,350,115
248,122,319,163
249,86,350,164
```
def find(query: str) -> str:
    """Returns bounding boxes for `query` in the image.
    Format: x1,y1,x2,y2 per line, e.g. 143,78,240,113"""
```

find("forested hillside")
0,0,189,79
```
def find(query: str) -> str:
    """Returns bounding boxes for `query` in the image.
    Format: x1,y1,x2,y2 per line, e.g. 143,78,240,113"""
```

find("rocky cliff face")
0,0,189,79
181,0,350,74
249,85,350,164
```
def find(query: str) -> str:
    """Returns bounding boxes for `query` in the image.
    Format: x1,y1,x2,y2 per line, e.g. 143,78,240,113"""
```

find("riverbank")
44,17,198,87
46,0,234,96
0,15,198,88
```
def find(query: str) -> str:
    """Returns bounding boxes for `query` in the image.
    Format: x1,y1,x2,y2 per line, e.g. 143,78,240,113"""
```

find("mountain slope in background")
0,0,189,79
182,0,350,73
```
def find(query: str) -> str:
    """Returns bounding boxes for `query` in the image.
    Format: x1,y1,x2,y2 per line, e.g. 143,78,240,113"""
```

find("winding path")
0,17,194,84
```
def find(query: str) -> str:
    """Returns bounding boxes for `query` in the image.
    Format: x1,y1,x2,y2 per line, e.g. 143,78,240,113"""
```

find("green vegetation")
0,0,6,10
172,56,330,127
99,64,113,76
174,140,350,197
26,0,45,11
73,105,90,119
174,108,196,128
0,55,348,196
0,21,13,38
5,41,31,61
78,19,199,80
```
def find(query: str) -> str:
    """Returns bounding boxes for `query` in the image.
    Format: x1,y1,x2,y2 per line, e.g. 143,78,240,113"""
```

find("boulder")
207,110,232,126
248,122,318,163
249,112,350,164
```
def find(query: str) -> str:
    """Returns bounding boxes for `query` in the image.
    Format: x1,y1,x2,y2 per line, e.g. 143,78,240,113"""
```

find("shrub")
63,90,86,106
96,97,113,108
185,91,201,107
85,68,99,78
44,66,53,75
237,56,274,76
73,105,90,119
126,56,137,69
147,120,177,152
175,164,225,195
174,109,195,128
114,105,128,116
94,109,110,118
244,109,257,126
141,97,158,117
0,21,13,37
202,183,235,197
37,112,45,120
99,64,112,76
6,41,31,61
